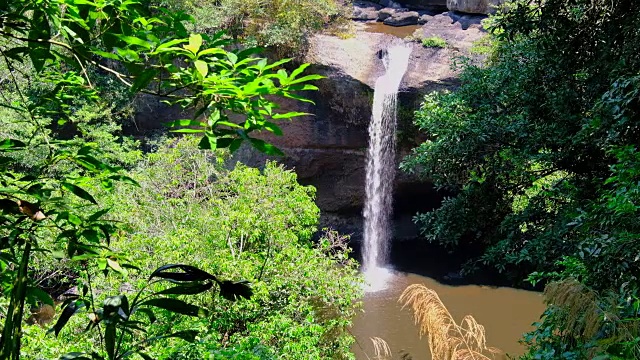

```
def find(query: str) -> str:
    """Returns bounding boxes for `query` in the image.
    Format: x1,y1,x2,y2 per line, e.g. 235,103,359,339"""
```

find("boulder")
383,11,420,26
353,1,383,21
377,7,397,21
447,0,505,14
417,14,433,24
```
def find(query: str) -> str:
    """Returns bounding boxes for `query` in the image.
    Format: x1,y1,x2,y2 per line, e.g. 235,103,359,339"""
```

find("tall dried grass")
398,284,502,360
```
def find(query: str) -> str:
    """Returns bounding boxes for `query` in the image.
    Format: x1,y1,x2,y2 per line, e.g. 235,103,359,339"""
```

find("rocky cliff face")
232,16,486,239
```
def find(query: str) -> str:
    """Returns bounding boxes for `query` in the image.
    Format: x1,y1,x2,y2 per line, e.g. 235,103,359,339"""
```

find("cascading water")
362,44,412,292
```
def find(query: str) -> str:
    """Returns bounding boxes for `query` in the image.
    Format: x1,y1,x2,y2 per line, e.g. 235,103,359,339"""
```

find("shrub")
421,36,448,48
159,0,352,57
21,137,362,359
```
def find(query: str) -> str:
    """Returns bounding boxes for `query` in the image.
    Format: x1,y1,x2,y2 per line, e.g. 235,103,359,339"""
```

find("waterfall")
362,44,412,291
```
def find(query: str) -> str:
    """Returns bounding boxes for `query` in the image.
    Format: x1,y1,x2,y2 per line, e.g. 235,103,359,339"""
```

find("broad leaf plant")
0,0,321,358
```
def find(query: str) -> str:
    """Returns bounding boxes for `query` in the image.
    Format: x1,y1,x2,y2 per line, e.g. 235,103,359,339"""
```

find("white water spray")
362,44,412,292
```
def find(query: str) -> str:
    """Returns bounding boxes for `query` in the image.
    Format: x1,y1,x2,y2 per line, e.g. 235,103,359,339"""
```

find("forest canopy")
403,0,640,358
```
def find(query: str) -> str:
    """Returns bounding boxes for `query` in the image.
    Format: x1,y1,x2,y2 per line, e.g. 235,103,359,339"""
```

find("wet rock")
383,11,420,26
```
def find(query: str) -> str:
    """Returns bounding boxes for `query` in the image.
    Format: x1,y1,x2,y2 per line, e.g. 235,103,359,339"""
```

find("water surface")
364,23,423,39
352,271,545,359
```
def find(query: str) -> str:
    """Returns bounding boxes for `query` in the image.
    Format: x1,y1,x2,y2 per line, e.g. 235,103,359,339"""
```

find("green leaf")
28,9,51,72
194,60,208,78
137,353,154,360
140,298,208,317
185,33,202,54
50,300,85,337
26,286,54,306
105,323,116,360
272,112,309,120
287,74,324,85
227,52,238,64
262,58,291,70
135,308,156,324
236,47,264,60
197,47,226,57
289,63,310,80
0,138,26,150
131,68,158,93
198,135,216,150
115,34,151,49
62,182,97,204
107,258,127,276
165,119,207,128
171,128,205,134
108,175,140,187
249,138,284,156
88,208,110,221
263,122,283,136
229,138,243,153
153,38,188,53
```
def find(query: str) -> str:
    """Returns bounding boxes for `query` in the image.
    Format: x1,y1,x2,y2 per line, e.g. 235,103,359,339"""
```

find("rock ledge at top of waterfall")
306,14,486,92
353,0,506,21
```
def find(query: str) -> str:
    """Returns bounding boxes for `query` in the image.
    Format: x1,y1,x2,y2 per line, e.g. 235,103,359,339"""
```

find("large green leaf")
50,300,85,337
131,68,158,93
61,182,97,204
28,9,51,72
249,138,284,156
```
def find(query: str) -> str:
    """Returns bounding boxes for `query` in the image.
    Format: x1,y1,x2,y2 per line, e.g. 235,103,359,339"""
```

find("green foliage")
159,0,352,57
421,36,447,49
53,138,361,359
1,1,329,358
402,1,640,357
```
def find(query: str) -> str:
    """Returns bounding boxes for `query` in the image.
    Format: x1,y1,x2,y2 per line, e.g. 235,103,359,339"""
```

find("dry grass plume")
399,284,502,360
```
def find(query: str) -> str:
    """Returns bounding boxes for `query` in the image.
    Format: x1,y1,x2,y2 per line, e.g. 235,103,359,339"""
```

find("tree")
0,0,321,358
402,0,640,357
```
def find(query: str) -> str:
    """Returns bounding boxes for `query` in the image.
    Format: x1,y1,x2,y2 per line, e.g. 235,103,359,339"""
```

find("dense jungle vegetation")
1,0,639,359
0,0,359,359
403,0,640,358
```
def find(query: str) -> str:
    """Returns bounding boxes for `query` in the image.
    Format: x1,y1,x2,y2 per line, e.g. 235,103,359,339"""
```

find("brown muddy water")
364,23,423,39
351,271,545,360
